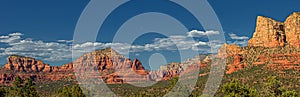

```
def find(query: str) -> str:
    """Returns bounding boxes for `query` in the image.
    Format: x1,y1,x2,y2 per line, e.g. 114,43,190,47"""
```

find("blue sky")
0,0,300,70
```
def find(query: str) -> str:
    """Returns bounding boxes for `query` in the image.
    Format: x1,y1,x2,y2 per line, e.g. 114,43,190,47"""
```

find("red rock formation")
4,55,74,73
248,16,286,47
249,12,300,47
4,55,50,72
59,62,73,72
285,12,300,47
0,55,76,85
226,54,247,74
72,48,151,84
217,44,242,58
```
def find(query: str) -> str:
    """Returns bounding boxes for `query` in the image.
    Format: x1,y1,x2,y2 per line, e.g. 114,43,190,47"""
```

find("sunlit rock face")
248,16,286,47
249,12,300,47
285,12,300,47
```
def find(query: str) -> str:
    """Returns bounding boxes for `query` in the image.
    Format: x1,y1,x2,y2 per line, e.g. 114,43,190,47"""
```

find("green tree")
0,88,6,97
13,76,23,88
71,84,85,97
264,76,299,97
57,84,86,97
24,78,39,97
6,76,39,97
222,79,258,97
7,76,24,97
281,90,299,97
265,76,282,96
167,77,190,96
61,86,72,97
168,77,178,91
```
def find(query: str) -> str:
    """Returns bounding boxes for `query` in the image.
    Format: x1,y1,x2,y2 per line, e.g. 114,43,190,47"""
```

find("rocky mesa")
4,55,73,72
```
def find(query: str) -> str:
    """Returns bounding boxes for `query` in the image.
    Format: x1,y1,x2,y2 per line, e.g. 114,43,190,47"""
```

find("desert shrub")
263,76,300,97
57,84,85,97
264,76,283,96
281,90,299,97
6,76,39,97
222,79,258,97
71,84,85,97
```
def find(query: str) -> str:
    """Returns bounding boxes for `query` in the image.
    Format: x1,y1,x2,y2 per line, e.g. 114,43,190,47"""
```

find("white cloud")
8,32,23,36
0,31,223,62
228,33,249,47
2,39,71,61
57,40,73,43
0,36,9,39
229,33,249,40
148,34,214,52
187,30,219,37
0,32,24,43
0,33,71,61
72,31,218,56
0,35,21,43
232,40,248,47
194,41,208,46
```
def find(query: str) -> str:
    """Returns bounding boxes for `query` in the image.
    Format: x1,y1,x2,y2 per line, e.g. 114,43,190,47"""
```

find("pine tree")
7,76,39,97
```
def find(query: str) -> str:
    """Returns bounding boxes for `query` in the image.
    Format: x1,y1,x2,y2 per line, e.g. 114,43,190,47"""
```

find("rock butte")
249,12,300,47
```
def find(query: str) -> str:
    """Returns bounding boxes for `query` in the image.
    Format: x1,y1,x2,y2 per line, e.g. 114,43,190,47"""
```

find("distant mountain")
0,47,209,85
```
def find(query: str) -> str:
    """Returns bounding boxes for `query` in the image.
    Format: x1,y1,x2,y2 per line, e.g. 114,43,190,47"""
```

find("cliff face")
73,48,150,84
222,12,300,74
0,55,74,85
4,55,48,72
285,12,300,47
4,55,73,72
248,16,286,47
249,12,300,47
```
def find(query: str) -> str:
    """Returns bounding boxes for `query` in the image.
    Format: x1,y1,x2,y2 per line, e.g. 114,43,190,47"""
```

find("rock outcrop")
218,44,242,58
0,55,75,85
285,12,300,47
249,12,300,47
4,55,50,72
217,44,247,74
4,55,73,73
66,48,152,84
223,12,300,74
248,16,286,47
